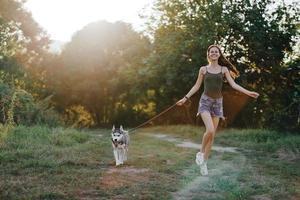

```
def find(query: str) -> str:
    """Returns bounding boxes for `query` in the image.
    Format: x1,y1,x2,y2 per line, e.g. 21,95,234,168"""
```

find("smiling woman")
25,0,153,41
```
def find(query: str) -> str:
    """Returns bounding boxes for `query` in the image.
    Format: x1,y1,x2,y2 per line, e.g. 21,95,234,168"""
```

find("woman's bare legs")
203,116,219,160
200,112,220,160
200,112,214,155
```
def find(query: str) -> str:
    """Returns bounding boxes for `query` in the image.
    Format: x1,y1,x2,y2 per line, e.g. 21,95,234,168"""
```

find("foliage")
0,82,61,127
0,0,299,131
63,105,95,128
143,0,299,130
0,0,49,60
47,21,151,126
0,0,63,128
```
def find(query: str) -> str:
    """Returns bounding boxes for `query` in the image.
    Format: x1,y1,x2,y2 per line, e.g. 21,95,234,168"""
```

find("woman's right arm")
177,67,204,105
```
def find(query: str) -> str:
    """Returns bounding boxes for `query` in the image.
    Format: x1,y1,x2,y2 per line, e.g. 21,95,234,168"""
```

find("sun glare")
25,0,152,41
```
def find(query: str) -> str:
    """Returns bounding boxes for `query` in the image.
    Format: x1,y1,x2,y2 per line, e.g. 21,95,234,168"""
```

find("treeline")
0,0,299,131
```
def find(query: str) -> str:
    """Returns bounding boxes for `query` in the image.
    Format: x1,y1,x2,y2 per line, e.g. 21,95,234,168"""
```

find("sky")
25,0,155,42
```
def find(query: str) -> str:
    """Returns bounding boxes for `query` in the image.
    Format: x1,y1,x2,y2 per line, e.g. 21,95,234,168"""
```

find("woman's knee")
205,129,215,138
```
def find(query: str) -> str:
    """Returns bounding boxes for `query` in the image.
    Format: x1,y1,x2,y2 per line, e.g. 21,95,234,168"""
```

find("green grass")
0,125,195,199
216,128,300,152
0,125,299,199
142,125,300,154
0,126,111,199
142,125,300,199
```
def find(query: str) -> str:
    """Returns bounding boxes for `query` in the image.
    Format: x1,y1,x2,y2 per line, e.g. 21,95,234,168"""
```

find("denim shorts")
197,93,224,119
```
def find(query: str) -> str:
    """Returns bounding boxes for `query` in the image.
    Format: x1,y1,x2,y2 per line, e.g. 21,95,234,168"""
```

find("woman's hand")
176,97,187,106
248,91,259,99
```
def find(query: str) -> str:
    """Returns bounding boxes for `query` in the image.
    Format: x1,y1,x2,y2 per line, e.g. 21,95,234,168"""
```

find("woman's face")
208,47,220,61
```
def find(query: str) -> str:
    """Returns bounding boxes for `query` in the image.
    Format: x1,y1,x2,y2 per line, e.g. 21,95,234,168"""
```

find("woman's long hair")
206,44,239,78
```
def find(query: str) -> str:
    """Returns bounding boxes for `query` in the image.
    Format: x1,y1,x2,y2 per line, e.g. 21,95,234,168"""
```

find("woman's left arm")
224,67,259,99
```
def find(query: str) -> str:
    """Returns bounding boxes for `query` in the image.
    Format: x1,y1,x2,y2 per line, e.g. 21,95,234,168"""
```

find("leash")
128,99,191,133
128,102,178,133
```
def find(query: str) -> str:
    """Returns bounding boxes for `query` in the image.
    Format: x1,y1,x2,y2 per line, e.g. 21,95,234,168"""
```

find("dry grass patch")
100,166,150,189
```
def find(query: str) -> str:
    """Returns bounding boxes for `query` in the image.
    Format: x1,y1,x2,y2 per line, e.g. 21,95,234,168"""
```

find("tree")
143,0,299,130
0,0,60,127
0,0,50,96
49,21,150,126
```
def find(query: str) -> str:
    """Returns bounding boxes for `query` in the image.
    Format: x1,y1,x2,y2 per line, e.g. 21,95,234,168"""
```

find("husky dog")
111,125,130,166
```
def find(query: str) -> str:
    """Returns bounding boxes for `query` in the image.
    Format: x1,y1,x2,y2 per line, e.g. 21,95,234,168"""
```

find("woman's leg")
203,116,220,160
200,112,215,158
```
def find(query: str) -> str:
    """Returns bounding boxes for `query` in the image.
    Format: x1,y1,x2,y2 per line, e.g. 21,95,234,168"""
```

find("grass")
0,125,195,199
141,125,300,199
0,125,299,199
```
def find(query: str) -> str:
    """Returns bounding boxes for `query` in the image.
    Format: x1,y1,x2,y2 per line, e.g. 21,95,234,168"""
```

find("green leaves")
143,0,299,130
50,21,151,126
0,0,298,130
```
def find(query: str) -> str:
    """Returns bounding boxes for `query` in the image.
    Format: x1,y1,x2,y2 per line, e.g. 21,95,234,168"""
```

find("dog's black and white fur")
111,125,130,166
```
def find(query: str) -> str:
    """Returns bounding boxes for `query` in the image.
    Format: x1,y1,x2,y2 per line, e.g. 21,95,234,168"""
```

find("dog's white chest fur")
111,125,129,166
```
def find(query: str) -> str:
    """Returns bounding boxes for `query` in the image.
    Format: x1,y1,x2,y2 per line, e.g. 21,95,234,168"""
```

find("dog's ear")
112,125,115,131
120,125,123,131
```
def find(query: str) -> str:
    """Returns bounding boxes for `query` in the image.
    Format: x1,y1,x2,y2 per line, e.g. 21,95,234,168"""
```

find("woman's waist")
201,92,223,101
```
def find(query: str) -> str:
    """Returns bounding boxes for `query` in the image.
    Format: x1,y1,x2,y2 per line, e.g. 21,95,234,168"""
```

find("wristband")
184,96,189,100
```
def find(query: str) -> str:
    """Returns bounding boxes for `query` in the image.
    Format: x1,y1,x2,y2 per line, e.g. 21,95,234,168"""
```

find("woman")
177,44,259,175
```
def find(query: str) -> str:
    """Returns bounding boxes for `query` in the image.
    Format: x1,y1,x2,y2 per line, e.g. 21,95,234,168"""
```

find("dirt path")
146,133,248,200
100,132,296,199
148,133,239,153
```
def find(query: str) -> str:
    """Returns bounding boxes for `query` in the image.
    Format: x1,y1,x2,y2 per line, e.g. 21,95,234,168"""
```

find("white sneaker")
195,152,204,166
200,161,208,176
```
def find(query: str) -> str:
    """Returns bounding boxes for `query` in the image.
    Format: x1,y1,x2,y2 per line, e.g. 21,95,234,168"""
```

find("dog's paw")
116,162,124,167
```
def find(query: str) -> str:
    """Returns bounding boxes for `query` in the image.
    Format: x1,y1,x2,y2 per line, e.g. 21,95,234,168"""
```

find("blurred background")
0,0,299,131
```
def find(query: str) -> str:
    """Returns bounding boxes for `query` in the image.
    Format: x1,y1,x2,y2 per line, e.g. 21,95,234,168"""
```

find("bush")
0,82,62,127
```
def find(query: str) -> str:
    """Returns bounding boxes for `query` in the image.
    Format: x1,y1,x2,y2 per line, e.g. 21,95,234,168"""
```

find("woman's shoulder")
199,65,208,74
221,66,229,73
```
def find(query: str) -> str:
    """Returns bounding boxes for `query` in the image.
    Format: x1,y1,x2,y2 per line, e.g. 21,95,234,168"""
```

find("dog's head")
111,125,126,144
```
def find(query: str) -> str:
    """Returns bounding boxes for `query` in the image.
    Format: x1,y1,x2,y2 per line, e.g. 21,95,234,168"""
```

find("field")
1,125,299,199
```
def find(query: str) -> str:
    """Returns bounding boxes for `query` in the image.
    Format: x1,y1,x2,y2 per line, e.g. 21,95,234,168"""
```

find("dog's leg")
113,147,120,166
112,142,118,164
117,148,123,166
123,146,128,161
113,148,118,166
119,148,124,165
124,149,128,161
120,145,126,164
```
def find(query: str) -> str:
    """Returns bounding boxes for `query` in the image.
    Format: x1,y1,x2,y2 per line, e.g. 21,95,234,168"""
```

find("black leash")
127,99,192,133
127,102,179,133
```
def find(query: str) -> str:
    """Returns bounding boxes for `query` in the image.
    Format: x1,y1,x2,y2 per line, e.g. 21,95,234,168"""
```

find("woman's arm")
224,67,259,98
177,67,205,105
185,67,204,98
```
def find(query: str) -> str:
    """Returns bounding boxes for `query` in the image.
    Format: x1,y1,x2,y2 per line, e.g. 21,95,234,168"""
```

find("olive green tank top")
203,66,224,98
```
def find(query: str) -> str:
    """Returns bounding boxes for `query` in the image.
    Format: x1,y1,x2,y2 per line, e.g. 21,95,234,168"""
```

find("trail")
148,133,238,153
146,133,248,200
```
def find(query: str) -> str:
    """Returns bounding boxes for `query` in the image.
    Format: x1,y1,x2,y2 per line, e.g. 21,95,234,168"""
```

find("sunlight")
25,0,152,41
